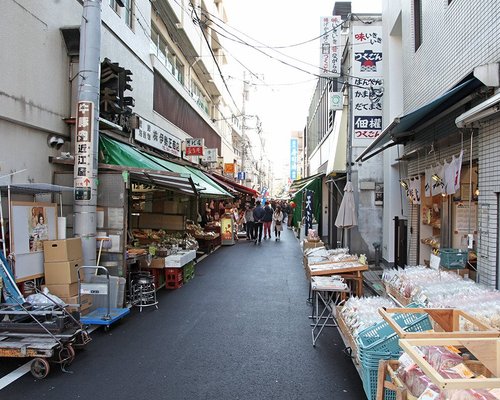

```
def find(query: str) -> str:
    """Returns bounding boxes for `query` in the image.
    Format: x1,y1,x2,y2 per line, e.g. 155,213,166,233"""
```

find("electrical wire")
188,0,240,111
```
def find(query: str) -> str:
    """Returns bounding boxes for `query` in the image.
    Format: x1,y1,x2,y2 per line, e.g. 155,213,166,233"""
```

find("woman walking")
262,203,274,240
244,203,255,241
273,205,284,241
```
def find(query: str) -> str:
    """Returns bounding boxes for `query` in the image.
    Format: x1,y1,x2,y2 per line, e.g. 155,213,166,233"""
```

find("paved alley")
0,228,366,400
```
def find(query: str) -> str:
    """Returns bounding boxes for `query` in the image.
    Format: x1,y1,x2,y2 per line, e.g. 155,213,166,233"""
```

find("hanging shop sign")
134,117,181,157
330,92,343,111
351,24,384,145
290,138,298,180
185,138,204,156
319,15,342,77
224,163,235,174
305,190,314,235
74,101,94,201
237,171,246,180
202,148,218,163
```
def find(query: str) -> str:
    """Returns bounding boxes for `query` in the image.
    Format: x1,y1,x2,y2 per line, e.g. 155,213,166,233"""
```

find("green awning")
99,135,232,198
290,175,323,230
145,154,233,198
99,135,196,195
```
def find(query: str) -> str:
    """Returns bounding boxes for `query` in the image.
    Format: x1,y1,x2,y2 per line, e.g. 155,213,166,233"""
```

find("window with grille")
413,0,423,51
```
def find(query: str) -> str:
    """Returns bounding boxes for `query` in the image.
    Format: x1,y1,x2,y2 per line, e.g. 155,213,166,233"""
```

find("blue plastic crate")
439,248,468,269
361,355,399,400
357,312,432,354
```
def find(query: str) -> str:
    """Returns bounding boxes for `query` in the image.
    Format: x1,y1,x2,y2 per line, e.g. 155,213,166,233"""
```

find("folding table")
310,276,350,346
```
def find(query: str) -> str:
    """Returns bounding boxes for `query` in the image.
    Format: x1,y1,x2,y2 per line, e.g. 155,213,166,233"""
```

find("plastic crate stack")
182,261,195,284
356,309,433,400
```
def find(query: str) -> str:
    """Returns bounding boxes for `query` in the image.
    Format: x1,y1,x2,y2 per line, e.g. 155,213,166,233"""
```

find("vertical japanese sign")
320,16,342,77
290,138,298,180
74,101,94,201
185,138,204,156
305,190,314,235
351,25,384,146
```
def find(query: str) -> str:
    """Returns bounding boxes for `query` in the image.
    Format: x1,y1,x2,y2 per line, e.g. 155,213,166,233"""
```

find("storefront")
357,76,484,276
289,173,324,238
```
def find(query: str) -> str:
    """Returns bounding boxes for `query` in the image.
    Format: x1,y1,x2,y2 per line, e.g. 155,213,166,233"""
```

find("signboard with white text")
351,24,384,146
290,138,298,180
185,138,204,156
74,101,94,201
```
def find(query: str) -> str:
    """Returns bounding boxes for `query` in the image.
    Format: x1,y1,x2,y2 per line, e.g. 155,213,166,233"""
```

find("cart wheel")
59,345,75,365
31,358,50,379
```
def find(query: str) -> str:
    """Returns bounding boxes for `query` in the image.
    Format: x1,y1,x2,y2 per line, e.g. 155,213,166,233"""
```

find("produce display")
339,296,395,339
397,346,500,399
185,222,220,240
383,266,500,330
130,229,199,251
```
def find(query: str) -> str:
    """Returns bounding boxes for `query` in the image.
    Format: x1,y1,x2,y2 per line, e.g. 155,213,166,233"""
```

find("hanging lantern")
290,201,296,209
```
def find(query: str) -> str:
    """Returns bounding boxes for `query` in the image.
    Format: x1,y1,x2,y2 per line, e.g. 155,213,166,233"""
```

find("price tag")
430,253,441,270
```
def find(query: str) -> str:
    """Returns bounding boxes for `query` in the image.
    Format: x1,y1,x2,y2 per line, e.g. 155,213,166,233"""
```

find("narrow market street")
0,229,366,400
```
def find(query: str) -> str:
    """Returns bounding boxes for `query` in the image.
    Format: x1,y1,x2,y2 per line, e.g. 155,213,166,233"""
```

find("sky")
220,0,382,179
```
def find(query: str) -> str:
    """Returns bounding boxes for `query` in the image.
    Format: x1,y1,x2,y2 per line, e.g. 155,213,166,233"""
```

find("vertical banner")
351,25,384,146
74,101,94,201
290,138,298,180
320,16,342,77
305,190,314,235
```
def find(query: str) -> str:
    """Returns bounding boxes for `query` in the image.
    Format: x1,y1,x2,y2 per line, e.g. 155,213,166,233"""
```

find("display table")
196,235,220,254
306,262,368,297
310,276,350,346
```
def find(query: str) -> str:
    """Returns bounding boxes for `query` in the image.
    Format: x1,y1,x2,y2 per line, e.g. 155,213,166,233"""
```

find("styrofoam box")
165,250,196,268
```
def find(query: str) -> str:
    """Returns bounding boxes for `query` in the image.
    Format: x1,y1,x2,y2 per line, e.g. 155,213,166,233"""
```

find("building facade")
0,0,249,188
361,0,500,286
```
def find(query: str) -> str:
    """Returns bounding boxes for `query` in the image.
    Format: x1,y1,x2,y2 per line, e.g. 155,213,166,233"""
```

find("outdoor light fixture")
475,187,480,197
431,174,443,184
400,180,408,190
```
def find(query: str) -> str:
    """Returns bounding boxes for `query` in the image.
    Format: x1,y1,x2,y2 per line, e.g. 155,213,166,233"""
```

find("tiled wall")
400,0,500,112
477,119,500,287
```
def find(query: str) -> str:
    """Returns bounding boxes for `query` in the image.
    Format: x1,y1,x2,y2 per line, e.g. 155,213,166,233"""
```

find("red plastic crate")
165,268,183,289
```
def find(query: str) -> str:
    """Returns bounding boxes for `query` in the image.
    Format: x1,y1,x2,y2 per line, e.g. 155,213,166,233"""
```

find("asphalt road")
0,228,366,400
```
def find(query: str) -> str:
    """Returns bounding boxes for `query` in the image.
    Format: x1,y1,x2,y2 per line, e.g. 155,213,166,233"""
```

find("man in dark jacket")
252,200,265,244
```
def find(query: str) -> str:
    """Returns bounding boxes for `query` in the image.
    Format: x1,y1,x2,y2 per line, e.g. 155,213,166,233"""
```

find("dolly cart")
78,266,130,330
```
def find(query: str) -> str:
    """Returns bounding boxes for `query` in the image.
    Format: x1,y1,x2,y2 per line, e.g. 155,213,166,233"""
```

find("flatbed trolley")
0,294,91,379
78,266,130,331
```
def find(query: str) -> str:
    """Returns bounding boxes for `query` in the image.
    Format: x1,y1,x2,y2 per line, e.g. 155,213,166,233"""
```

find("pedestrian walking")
252,200,265,244
273,205,284,241
262,203,273,240
244,203,255,241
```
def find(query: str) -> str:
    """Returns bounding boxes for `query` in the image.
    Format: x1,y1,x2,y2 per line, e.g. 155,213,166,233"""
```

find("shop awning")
356,77,483,163
326,108,348,175
209,173,259,197
145,155,233,199
100,135,232,198
289,173,324,195
99,136,197,195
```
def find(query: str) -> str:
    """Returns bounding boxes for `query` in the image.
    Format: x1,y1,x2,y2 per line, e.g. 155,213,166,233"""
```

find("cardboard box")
43,238,83,262
44,282,79,298
59,294,92,312
303,239,325,251
44,259,83,285
139,257,166,269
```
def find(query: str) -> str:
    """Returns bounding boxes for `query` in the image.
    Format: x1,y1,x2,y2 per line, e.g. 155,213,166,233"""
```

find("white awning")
455,91,500,128
326,108,348,175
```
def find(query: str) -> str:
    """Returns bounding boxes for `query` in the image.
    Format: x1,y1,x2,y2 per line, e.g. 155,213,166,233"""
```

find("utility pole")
241,71,249,183
74,0,101,266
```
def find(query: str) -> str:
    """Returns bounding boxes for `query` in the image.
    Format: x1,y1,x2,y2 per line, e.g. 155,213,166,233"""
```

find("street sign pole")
74,0,101,266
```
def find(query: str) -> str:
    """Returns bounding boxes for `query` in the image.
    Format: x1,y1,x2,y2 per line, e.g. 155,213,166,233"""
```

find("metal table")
310,276,350,347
